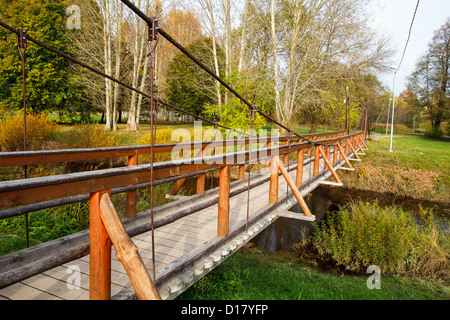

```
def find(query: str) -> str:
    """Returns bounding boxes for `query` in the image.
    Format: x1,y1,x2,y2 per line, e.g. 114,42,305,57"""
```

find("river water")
253,187,339,252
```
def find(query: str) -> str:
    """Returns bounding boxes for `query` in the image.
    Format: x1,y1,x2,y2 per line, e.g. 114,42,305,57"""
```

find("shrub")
55,123,117,149
313,201,416,274
138,128,185,163
138,127,215,163
0,113,58,151
424,128,443,139
313,201,449,282
54,124,120,172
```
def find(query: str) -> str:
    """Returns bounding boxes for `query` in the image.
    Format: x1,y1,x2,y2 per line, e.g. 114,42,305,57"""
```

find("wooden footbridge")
0,0,370,300
0,131,367,300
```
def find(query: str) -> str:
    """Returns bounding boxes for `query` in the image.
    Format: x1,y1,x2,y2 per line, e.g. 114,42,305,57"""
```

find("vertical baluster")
89,190,112,300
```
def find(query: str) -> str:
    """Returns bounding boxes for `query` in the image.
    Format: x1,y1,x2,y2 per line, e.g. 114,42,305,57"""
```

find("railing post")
313,145,320,176
269,156,279,205
196,148,207,194
99,193,162,300
218,165,230,237
89,190,112,300
317,146,342,184
238,142,246,180
283,138,290,165
265,141,272,168
348,138,361,160
333,144,338,164
277,157,312,217
126,155,138,218
296,149,304,187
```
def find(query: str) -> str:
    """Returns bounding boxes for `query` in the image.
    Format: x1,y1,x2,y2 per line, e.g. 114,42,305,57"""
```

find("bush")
424,128,443,139
138,128,186,163
313,201,449,282
138,127,216,163
0,113,58,151
55,123,117,149
313,201,415,274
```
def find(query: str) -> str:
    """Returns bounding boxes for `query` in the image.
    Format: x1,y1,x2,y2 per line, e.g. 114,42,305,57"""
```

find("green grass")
366,135,450,172
341,135,450,203
177,249,449,300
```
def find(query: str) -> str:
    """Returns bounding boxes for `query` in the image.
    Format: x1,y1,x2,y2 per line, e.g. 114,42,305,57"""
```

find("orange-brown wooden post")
168,178,187,196
345,139,349,156
317,146,342,184
126,155,138,218
90,190,112,300
296,149,304,187
218,165,230,237
359,134,369,149
238,142,246,180
283,138,290,165
337,143,354,169
277,158,312,217
313,145,320,176
196,148,207,194
347,138,361,160
269,156,279,205
326,145,331,162
265,141,272,168
333,144,338,164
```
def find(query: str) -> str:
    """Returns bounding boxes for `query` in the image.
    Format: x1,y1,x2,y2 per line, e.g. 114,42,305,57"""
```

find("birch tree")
266,0,392,128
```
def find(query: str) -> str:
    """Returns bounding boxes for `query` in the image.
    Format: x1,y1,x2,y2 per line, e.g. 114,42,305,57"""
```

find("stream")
253,187,338,252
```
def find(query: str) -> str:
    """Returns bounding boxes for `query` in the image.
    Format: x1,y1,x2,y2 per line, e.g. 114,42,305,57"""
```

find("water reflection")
253,189,338,252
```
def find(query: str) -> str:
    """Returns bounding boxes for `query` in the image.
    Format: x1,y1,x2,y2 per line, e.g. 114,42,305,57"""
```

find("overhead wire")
395,0,420,71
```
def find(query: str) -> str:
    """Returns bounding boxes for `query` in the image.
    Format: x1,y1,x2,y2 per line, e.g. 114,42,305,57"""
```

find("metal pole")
386,98,392,135
364,98,368,142
17,29,30,248
389,72,397,152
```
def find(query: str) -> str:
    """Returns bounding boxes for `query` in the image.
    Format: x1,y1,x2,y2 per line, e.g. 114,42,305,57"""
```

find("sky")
371,0,450,95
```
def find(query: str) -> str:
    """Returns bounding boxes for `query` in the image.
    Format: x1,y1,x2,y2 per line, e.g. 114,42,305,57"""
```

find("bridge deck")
0,153,352,300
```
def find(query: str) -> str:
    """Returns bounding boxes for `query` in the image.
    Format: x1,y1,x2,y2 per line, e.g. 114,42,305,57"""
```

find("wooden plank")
274,210,316,222
0,281,62,300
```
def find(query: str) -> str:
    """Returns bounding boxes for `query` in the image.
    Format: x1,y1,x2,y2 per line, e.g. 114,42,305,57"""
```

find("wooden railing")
0,130,367,299
0,130,345,220
92,192,161,300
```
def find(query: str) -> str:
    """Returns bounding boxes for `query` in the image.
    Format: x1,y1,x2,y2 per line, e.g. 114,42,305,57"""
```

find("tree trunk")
270,0,283,123
238,0,250,72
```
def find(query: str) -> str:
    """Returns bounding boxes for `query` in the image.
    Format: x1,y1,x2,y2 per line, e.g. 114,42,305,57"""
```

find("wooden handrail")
0,131,345,168
98,193,161,300
0,132,363,211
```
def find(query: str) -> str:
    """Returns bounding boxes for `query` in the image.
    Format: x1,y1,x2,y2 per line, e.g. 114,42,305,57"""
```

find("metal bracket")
147,17,160,58
17,29,27,49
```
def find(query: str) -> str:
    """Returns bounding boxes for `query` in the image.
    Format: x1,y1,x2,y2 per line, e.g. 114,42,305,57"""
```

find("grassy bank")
177,249,449,300
341,135,450,205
